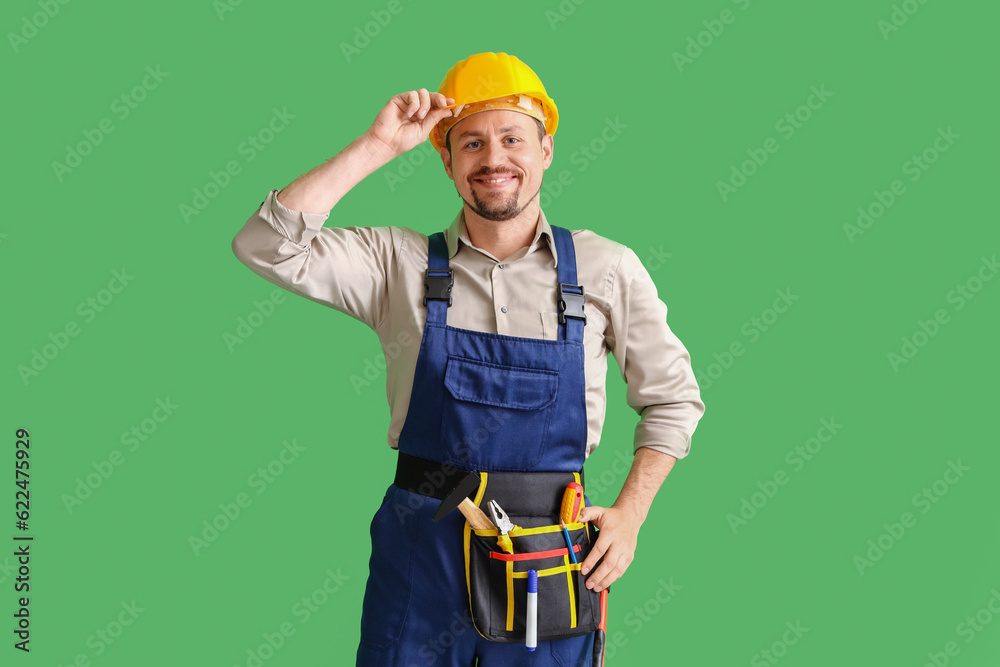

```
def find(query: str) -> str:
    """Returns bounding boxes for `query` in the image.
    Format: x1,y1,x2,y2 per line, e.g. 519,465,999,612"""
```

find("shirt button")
500,306,508,313
498,264,506,269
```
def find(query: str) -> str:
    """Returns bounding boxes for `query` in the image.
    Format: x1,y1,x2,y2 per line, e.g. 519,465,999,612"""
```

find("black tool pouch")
463,472,602,643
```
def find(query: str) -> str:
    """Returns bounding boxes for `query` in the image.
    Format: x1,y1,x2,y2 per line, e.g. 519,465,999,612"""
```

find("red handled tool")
592,588,608,666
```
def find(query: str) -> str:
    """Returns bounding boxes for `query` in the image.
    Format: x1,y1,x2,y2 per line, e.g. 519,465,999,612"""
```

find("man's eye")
466,141,481,149
505,137,519,144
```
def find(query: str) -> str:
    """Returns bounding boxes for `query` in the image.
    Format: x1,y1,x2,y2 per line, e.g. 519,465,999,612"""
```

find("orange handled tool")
560,482,584,524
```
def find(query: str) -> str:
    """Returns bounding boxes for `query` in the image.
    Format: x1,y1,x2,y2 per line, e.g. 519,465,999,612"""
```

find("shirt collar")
444,208,558,266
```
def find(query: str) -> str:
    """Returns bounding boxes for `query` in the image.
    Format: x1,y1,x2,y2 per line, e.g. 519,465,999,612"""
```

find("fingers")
579,505,637,592
586,548,632,592
578,504,604,573
417,88,431,118
396,90,455,125
433,92,456,108
580,529,607,576
403,90,419,117
582,533,619,591
403,88,430,120
578,504,604,526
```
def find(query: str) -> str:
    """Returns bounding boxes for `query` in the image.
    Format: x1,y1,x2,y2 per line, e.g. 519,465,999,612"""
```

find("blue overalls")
356,225,595,667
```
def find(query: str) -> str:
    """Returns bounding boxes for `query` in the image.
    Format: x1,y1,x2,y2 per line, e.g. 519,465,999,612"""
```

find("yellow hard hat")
430,52,559,152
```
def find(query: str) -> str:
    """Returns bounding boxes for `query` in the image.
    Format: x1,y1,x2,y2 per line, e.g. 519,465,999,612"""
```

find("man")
232,52,704,666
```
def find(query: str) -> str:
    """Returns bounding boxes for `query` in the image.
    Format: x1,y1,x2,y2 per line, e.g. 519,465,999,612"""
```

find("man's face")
440,110,553,222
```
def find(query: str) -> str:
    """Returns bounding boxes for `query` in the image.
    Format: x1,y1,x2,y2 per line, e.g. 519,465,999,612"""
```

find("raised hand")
364,89,455,160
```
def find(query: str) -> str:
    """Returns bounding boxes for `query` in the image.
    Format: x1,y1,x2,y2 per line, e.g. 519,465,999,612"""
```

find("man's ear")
440,146,454,180
542,133,554,171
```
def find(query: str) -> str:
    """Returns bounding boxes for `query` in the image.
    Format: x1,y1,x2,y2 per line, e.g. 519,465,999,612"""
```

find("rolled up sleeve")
605,247,706,460
231,189,400,331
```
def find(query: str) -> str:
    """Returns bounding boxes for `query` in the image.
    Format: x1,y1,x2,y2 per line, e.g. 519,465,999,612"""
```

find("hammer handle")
458,498,494,530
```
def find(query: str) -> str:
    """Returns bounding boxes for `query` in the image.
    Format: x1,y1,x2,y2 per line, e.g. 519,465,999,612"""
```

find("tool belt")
395,452,603,643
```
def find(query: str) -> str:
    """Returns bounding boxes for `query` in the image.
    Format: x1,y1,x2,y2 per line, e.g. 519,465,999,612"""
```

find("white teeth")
480,176,514,183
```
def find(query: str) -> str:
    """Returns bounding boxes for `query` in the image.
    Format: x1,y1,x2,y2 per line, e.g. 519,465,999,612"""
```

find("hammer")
432,471,494,530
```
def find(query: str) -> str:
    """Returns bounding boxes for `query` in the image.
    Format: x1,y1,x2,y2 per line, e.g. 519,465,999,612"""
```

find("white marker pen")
527,569,538,651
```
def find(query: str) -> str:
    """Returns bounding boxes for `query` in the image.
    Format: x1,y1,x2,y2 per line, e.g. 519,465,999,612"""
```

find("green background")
4,0,998,664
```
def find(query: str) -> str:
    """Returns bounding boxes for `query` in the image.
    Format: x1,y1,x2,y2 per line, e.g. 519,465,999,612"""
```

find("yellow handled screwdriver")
560,483,584,524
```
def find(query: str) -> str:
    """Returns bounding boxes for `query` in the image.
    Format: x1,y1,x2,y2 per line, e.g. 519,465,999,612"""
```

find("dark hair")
446,117,546,154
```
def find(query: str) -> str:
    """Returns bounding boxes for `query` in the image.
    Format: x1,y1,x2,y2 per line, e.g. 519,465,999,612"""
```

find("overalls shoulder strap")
550,224,585,344
424,232,452,327
423,226,585,342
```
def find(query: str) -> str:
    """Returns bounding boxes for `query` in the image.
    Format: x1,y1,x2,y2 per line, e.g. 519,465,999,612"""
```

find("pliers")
488,500,516,553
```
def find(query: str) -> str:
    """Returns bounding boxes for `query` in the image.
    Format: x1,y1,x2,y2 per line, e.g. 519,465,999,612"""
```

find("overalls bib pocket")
441,355,559,471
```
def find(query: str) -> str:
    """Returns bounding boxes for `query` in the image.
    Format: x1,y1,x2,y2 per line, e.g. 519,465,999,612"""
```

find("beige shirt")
231,189,705,461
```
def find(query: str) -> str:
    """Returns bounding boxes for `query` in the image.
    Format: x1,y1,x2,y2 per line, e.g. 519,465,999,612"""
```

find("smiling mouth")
473,174,518,187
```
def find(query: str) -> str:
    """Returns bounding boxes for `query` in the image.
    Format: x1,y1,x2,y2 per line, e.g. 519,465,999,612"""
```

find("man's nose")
480,139,507,168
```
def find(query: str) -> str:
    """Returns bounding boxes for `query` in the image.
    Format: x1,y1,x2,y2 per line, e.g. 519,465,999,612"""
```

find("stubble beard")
462,178,542,222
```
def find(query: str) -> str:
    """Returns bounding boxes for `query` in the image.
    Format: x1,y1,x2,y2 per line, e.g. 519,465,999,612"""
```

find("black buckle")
558,283,586,325
424,269,454,306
